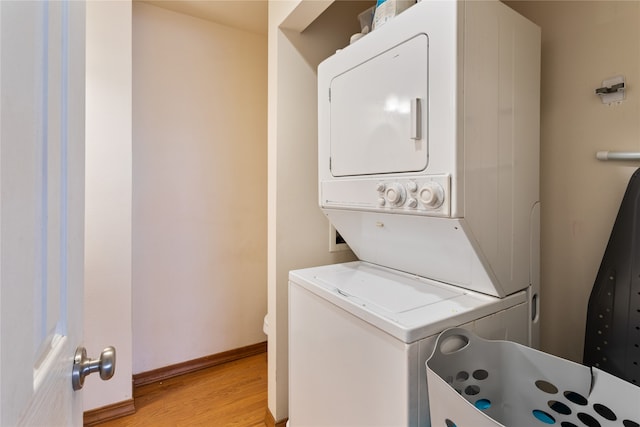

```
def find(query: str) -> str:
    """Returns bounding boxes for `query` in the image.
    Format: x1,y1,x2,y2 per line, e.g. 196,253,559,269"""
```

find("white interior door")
0,1,86,425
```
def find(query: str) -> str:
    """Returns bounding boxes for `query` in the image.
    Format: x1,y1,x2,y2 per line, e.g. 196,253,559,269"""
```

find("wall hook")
595,82,624,95
596,76,625,104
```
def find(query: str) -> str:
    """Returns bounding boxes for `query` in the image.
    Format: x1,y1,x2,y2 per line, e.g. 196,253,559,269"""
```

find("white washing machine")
289,1,541,426
289,262,530,426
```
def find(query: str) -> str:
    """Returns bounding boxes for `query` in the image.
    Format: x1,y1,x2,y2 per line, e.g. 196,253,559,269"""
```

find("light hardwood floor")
96,352,267,426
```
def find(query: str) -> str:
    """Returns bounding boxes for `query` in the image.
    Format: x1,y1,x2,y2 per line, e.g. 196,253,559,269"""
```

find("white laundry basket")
425,328,640,427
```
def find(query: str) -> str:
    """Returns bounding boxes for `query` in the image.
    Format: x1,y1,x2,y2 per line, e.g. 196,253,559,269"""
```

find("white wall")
84,0,133,411
505,0,640,363
267,1,368,421
132,2,268,373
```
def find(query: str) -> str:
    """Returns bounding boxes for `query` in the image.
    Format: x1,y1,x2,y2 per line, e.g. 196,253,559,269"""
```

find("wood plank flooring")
96,352,267,427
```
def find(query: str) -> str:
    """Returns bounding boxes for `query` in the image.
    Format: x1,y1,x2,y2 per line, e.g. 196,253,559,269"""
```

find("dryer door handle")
410,98,422,140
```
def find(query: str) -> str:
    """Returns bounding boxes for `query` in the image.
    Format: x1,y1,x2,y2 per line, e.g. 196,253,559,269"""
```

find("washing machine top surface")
289,261,527,343
312,262,460,313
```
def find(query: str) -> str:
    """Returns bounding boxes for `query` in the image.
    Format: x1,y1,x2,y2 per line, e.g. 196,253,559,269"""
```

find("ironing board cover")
584,168,640,387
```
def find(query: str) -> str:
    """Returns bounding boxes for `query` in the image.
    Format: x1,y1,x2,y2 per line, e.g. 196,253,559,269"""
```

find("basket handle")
434,328,474,356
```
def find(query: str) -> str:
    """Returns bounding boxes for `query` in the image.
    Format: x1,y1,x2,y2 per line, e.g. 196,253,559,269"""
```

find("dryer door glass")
330,34,428,177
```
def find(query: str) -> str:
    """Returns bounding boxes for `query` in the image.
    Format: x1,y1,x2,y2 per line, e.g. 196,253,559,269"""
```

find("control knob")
385,183,406,206
419,182,444,208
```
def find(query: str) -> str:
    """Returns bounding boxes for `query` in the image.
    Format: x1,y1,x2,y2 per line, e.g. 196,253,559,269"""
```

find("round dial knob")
419,182,444,208
376,182,386,192
385,183,406,206
406,181,418,192
407,198,418,208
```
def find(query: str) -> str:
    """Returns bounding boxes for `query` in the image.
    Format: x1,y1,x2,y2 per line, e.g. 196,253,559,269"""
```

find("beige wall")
84,0,133,411
267,1,370,421
132,2,268,373
85,0,639,419
505,0,640,363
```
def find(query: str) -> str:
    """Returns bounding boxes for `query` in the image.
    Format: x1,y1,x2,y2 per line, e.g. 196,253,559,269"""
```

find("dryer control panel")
321,174,450,217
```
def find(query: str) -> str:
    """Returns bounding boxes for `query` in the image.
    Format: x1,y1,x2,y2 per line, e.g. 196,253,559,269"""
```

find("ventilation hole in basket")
532,409,556,424
560,422,579,427
464,385,480,395
445,420,457,427
475,399,491,410
564,391,588,406
577,412,601,427
456,371,469,382
623,420,640,427
535,380,559,394
548,400,571,415
445,375,454,384
593,403,617,421
473,369,489,380
440,335,470,354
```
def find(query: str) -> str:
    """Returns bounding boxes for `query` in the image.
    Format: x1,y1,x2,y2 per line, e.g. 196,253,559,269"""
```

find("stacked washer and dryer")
289,1,541,426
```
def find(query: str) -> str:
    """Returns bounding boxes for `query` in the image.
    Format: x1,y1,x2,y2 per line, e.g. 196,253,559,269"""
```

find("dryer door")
330,33,428,177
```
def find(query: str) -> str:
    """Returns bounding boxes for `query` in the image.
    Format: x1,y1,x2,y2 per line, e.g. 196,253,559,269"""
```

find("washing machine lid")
313,261,458,313
289,261,527,343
